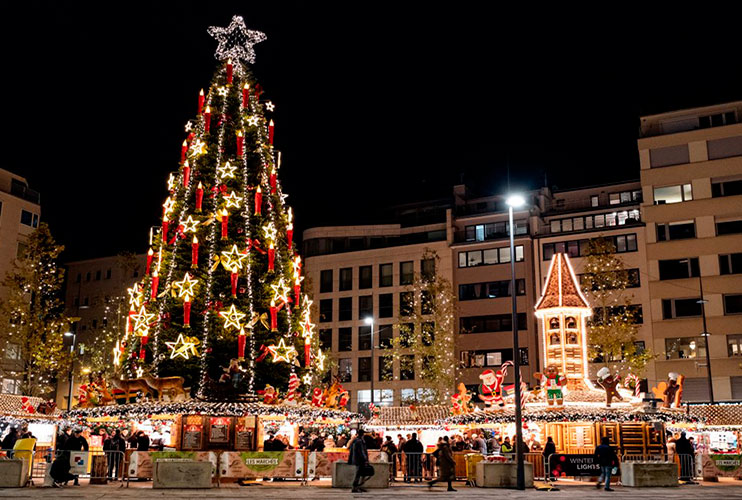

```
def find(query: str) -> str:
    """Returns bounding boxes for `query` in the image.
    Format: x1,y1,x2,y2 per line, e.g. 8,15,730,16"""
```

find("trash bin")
90,455,108,484
465,454,484,486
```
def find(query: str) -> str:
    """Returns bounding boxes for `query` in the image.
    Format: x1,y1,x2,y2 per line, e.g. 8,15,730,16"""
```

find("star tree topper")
208,16,267,66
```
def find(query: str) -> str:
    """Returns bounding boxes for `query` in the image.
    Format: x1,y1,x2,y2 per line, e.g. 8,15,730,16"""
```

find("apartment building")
0,169,41,394
56,253,146,408
638,101,742,401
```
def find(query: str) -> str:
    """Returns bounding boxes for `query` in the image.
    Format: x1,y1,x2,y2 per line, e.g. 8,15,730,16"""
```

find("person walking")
64,429,89,486
595,437,618,491
381,436,398,480
349,429,371,493
402,432,423,482
428,436,456,491
103,430,126,480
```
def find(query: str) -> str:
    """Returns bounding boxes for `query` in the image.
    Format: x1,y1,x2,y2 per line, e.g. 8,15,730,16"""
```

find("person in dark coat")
402,432,424,482
263,433,276,451
56,427,70,453
594,437,618,491
308,434,324,452
135,431,150,451
64,429,89,486
103,430,127,480
428,436,456,491
50,452,75,487
363,431,378,450
543,436,557,475
348,429,370,493
336,434,348,448
2,427,19,455
381,436,398,479
674,431,695,481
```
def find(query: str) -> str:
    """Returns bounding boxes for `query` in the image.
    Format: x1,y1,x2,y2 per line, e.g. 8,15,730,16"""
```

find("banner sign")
219,451,304,478
548,454,600,477
69,451,89,475
702,453,742,480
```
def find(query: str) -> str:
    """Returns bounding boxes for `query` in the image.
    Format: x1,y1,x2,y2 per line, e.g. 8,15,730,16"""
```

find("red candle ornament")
231,271,238,297
128,308,135,333
204,106,211,133
238,328,246,358
183,299,192,327
237,130,244,156
270,300,277,331
198,89,204,114
191,236,199,268
187,132,195,143
221,209,229,239
294,279,301,307
139,335,148,360
151,271,159,299
162,217,169,243
269,168,277,193
254,186,262,215
242,83,249,108
304,338,311,367
269,119,275,145
182,160,190,188
287,222,294,249
226,59,233,84
196,182,204,212
180,140,188,163
146,248,154,275
268,243,275,271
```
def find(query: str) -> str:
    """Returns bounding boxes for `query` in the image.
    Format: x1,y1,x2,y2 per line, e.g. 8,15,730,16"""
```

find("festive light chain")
207,16,267,67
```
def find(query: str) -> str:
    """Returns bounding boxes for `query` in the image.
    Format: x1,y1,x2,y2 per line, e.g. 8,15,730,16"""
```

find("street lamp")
64,331,77,410
364,317,375,407
506,193,526,491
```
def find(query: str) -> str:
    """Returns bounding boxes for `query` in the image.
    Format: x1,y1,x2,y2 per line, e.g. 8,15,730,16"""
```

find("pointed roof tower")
535,253,590,313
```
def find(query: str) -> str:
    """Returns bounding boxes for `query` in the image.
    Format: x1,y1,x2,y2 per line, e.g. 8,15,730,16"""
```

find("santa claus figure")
478,365,508,408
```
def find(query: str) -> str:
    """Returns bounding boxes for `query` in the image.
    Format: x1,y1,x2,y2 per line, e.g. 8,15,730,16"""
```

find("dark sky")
3,3,740,262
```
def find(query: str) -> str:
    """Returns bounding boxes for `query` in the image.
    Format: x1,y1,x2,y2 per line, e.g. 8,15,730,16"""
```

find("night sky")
3,3,740,262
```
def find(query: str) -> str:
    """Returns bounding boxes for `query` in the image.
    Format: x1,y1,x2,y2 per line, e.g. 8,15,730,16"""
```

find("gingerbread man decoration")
596,367,623,407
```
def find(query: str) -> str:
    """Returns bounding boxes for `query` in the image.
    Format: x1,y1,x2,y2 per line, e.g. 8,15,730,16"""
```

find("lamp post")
65,331,77,410
698,275,714,403
506,193,526,491
365,316,375,407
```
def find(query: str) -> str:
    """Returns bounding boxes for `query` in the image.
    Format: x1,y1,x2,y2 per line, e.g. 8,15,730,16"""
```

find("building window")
728,335,742,357
338,359,352,382
400,261,414,285
399,323,413,347
95,270,102,281
20,210,39,228
659,258,700,280
1,379,20,395
378,325,393,348
707,135,742,160
421,258,435,280
379,356,393,380
379,293,393,318
338,327,352,351
338,297,352,321
105,268,112,279
699,111,737,129
359,265,372,289
665,336,706,360
358,326,372,350
339,268,352,291
657,220,695,241
654,184,692,205
719,253,742,275
460,348,529,368
358,357,372,382
591,305,643,325
591,195,599,207
460,313,527,334
400,355,415,380
549,210,640,234
662,298,702,319
716,219,742,236
86,272,91,282
4,343,21,360
464,220,527,242
712,178,742,198
724,294,742,315
649,144,690,168
320,270,333,293
458,245,524,268
358,295,373,319
458,279,526,301
543,234,638,260
379,263,393,287
319,329,332,350
319,299,332,323
420,291,433,315
580,269,640,289
421,322,435,346
399,291,414,316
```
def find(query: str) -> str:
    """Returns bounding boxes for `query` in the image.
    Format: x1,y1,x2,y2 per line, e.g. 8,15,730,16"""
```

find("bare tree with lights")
0,223,73,397
580,238,653,378
386,249,459,405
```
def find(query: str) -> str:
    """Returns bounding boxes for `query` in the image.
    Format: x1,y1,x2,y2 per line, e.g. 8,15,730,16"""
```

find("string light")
207,15,267,66
217,161,237,180
181,215,200,233
223,190,243,208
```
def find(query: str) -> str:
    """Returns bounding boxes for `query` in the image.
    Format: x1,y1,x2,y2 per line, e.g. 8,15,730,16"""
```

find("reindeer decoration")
142,371,187,401
110,376,153,401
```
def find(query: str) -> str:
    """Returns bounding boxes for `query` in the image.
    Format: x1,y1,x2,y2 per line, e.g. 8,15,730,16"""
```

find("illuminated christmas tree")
119,16,320,400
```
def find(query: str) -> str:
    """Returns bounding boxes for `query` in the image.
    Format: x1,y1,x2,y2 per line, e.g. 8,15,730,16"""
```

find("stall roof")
687,403,742,426
0,394,61,418
368,405,449,426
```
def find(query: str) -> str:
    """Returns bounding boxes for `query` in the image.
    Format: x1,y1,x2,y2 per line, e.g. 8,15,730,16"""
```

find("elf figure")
536,365,567,408
478,362,511,408
596,367,623,407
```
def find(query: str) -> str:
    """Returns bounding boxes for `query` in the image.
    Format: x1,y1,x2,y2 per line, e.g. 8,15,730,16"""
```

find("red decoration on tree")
294,279,301,306
146,248,154,275
226,59,233,84
236,130,244,156
181,140,188,163
270,300,277,331
287,223,294,249
139,335,149,360
221,209,229,239
254,186,262,215
231,271,238,297
269,168,277,193
150,272,159,299
242,83,249,108
268,119,275,145
238,329,246,358
196,182,204,212
304,339,311,367
128,308,135,333
183,160,191,188
183,299,192,327
162,217,169,243
204,106,211,133
268,243,275,271
198,89,204,114
191,236,199,268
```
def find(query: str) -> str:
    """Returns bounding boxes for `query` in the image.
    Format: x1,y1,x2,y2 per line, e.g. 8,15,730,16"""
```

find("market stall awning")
368,405,449,427
0,394,61,418
686,403,742,426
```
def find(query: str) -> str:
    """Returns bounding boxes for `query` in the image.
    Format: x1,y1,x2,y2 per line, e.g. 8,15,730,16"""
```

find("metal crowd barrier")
389,452,438,482
621,453,698,481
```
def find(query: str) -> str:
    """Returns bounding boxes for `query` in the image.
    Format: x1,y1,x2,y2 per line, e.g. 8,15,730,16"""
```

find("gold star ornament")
219,304,246,330
166,333,198,360
173,273,198,300
267,338,297,364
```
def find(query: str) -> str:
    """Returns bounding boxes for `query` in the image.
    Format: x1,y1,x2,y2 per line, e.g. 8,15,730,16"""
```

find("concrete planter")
475,461,534,488
153,459,212,489
620,461,678,487
0,459,29,487
332,461,390,489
